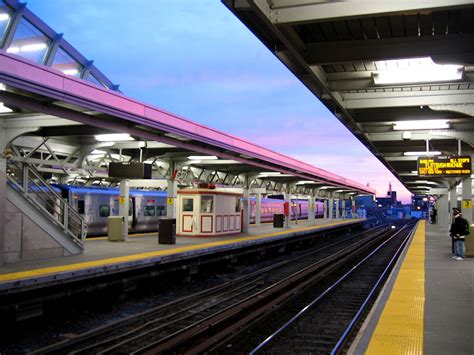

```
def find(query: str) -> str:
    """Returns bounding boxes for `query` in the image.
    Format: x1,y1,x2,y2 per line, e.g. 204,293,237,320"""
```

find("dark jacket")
449,215,469,240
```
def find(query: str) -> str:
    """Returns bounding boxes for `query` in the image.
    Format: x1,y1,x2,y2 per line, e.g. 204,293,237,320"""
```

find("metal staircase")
6,160,86,254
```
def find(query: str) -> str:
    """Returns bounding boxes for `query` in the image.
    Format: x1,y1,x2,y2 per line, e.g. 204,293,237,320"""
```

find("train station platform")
0,218,363,293
352,220,474,354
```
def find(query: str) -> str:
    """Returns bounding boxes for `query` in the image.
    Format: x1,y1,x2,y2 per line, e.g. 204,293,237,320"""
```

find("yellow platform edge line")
366,220,425,355
0,219,362,283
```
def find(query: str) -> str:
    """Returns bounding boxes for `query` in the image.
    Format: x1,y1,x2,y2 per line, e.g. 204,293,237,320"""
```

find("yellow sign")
167,198,174,205
119,197,125,204
463,199,472,209
417,155,471,177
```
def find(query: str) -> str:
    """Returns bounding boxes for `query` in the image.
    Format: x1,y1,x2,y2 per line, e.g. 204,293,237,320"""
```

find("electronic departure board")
417,156,471,177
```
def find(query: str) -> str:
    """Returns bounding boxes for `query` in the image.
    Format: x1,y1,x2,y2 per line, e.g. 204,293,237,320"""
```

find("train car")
249,197,325,223
54,185,167,236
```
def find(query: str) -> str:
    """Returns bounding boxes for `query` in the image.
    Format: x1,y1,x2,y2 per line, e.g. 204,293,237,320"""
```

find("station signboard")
417,155,471,177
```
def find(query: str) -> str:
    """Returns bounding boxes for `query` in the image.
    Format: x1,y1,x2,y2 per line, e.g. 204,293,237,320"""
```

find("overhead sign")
417,156,471,177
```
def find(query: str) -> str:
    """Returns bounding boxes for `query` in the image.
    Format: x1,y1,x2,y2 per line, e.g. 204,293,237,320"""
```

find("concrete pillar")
284,188,290,228
449,187,458,223
437,194,449,226
328,198,334,220
242,186,250,233
352,198,356,218
341,199,346,219
166,179,178,219
119,179,130,241
308,190,315,223
335,199,340,219
255,193,261,226
462,177,473,224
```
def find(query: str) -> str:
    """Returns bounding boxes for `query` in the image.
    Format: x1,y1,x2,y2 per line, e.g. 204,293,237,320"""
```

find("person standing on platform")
449,208,469,260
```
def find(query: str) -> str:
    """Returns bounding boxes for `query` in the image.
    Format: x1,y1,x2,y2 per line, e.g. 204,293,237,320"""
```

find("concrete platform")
0,218,362,293
352,220,474,354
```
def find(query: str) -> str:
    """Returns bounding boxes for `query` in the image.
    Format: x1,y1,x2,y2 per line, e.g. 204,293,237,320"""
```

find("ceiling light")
373,57,463,85
91,150,106,154
258,172,281,175
95,133,134,142
393,120,449,130
62,69,79,76
20,43,47,52
403,151,441,156
187,155,218,160
188,160,201,164
0,102,12,113
6,46,19,54
0,13,10,21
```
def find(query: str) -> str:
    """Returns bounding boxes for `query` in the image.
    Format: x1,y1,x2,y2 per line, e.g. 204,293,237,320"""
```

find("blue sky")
26,0,411,203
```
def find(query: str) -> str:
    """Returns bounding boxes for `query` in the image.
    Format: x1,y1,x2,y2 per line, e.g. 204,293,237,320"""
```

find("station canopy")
0,0,374,198
224,0,474,196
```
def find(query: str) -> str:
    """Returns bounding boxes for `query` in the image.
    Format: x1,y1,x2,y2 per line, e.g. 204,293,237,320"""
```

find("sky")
26,0,412,203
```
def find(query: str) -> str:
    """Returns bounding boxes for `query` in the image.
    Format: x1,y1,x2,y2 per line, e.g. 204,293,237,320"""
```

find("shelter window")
6,17,51,64
52,47,83,77
144,206,155,216
77,200,85,214
182,198,193,212
99,205,110,217
0,1,13,43
201,195,214,213
235,197,241,212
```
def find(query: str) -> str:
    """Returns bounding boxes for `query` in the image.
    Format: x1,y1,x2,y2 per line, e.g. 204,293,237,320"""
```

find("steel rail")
249,224,411,354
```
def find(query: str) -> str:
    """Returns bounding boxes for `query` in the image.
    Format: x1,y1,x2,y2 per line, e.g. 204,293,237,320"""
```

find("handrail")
6,160,86,248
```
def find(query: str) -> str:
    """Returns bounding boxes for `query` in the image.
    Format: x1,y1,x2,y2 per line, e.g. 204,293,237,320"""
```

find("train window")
182,198,193,212
201,195,214,213
144,206,155,216
129,202,133,216
157,206,166,216
99,205,110,217
77,200,85,214
235,197,241,212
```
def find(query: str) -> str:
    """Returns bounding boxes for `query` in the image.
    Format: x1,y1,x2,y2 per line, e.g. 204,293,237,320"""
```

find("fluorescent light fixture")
6,46,19,54
187,155,218,160
373,57,463,85
91,149,106,154
404,151,441,156
296,180,315,185
258,172,281,176
393,120,449,130
95,133,134,142
62,69,79,76
188,160,201,164
20,43,47,52
0,13,10,21
0,102,12,113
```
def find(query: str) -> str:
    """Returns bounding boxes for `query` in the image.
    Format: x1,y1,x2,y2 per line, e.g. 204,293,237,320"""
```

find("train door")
179,195,198,235
131,197,137,229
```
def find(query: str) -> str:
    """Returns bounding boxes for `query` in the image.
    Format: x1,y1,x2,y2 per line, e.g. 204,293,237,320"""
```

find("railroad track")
30,225,395,354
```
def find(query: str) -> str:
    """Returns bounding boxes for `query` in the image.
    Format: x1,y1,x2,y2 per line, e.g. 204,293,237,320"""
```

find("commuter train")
54,185,325,236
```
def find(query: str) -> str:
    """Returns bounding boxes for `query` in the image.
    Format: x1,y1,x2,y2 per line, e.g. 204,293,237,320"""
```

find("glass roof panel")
52,47,82,77
0,0,12,44
86,73,108,89
7,16,51,64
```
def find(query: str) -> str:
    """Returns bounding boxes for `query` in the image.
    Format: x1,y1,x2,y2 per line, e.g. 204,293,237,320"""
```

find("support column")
284,187,290,228
328,197,334,220
341,199,346,219
308,190,315,223
462,177,472,224
242,177,250,233
352,198,356,218
255,193,262,226
449,187,458,223
335,199,340,219
166,179,178,220
437,194,449,226
119,179,130,241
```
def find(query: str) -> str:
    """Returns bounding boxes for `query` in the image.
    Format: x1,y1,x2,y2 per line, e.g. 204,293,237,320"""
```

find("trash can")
159,218,176,244
108,216,124,241
273,214,284,228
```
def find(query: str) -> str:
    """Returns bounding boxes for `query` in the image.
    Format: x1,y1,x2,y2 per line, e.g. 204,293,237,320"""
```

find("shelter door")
181,195,198,234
